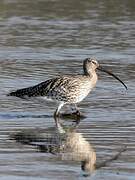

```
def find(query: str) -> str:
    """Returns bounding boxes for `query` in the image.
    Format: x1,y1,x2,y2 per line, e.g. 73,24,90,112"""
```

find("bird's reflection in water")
11,116,126,177
11,116,96,176
55,116,96,175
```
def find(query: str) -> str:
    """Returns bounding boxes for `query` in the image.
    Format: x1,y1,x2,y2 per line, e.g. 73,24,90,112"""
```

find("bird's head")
83,58,99,73
83,57,127,90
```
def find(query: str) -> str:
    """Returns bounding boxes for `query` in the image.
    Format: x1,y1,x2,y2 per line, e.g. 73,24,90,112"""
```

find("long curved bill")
97,66,127,90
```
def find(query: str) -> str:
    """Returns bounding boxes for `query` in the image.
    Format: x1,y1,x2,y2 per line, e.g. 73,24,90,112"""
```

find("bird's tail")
7,86,36,98
7,78,58,98
7,79,53,98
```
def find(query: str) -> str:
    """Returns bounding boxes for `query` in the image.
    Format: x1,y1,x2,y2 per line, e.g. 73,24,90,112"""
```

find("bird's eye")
91,60,97,65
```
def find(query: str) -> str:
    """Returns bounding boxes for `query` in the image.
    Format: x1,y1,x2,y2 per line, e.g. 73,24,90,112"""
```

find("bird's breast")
76,74,98,103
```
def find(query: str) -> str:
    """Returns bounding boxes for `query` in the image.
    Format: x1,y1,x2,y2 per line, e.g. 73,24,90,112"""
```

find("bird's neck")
83,69,98,87
83,67,96,77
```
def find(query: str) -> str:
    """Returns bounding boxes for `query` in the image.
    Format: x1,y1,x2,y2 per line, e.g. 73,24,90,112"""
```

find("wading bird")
8,58,127,117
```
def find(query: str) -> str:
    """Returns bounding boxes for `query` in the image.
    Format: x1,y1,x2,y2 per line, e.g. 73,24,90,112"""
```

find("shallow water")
0,0,135,179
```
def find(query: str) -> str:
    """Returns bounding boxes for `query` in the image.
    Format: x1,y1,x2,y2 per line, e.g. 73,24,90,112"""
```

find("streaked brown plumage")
8,58,127,117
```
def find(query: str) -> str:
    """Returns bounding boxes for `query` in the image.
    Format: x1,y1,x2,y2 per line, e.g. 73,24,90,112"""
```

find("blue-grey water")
0,0,135,179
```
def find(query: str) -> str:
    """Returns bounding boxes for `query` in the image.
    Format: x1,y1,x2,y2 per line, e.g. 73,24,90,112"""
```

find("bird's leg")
54,116,66,134
71,104,81,116
54,102,64,118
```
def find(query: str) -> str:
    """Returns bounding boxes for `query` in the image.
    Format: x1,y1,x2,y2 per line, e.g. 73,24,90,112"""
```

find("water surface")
0,0,135,179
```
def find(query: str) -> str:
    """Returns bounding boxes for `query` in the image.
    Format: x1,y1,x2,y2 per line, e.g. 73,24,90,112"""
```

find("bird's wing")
8,76,81,99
